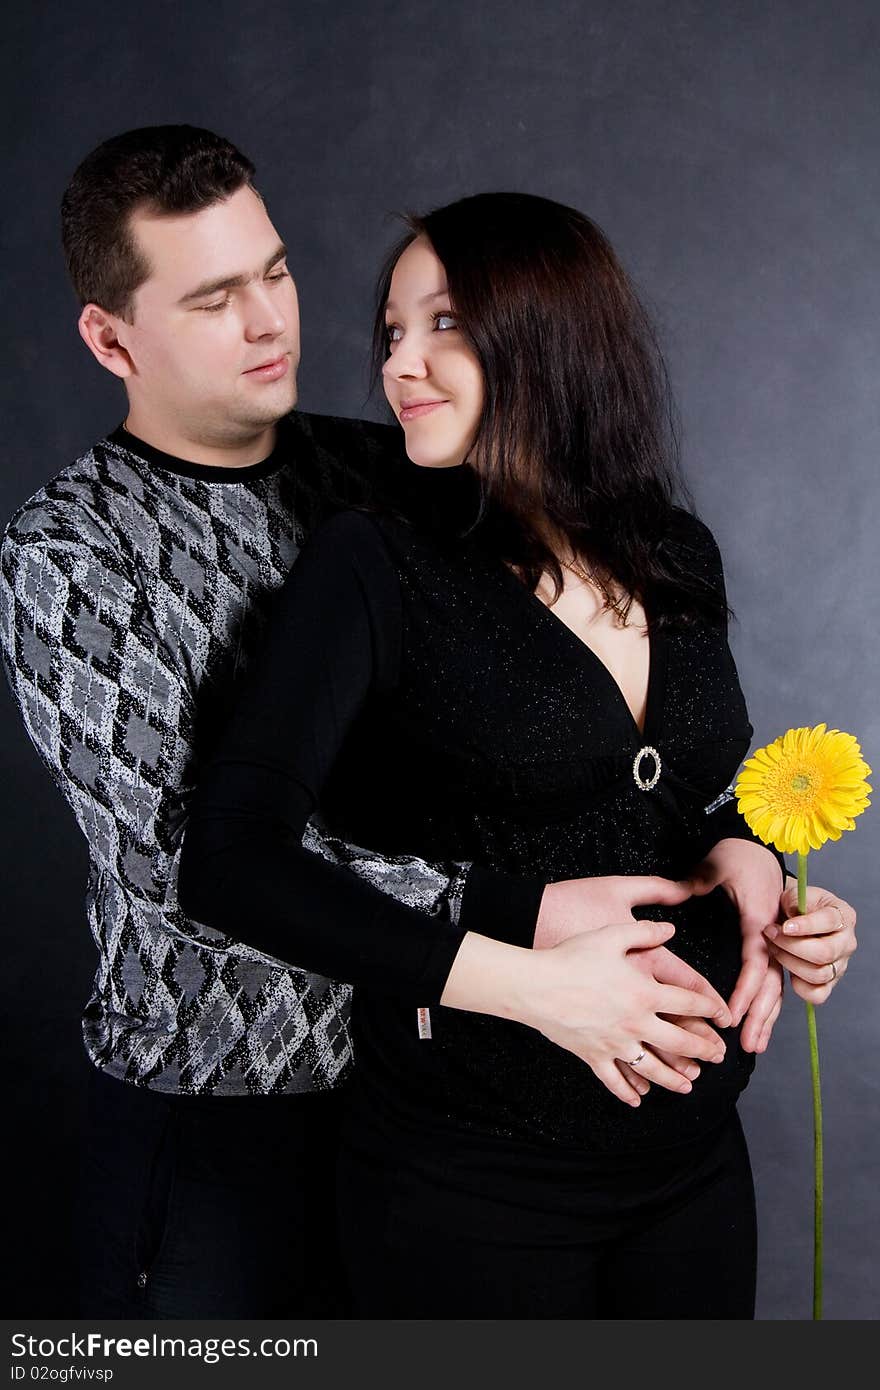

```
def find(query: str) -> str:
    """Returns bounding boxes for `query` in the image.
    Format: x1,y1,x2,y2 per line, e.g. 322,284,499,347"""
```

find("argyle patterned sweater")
0,414,470,1095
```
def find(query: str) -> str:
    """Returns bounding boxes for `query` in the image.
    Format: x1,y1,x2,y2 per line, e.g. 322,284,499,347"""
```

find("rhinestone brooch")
633,745,661,791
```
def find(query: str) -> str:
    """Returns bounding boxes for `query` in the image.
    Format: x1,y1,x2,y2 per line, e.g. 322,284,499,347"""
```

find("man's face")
119,186,300,446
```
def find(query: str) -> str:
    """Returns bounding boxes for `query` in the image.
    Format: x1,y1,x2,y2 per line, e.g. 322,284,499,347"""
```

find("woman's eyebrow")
385,288,450,313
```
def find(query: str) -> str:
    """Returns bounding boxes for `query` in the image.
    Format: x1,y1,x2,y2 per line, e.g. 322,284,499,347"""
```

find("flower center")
791,773,811,793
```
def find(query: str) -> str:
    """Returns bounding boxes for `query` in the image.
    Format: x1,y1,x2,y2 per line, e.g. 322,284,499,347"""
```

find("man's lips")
399,399,448,422
243,354,290,381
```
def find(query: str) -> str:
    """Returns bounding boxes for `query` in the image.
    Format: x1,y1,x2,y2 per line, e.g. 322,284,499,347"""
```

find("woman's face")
382,237,484,469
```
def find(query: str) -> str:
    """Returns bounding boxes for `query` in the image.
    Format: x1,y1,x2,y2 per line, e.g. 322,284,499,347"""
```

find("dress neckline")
496,562,667,744
388,466,668,741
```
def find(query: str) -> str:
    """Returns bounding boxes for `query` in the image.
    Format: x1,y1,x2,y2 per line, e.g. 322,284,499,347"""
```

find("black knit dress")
181,464,781,1315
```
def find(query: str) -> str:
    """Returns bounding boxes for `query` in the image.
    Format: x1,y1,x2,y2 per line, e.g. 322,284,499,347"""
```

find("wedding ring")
626,1050,647,1067
829,960,838,981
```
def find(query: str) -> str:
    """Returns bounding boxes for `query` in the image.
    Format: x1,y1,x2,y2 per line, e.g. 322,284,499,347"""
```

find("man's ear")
77,304,135,380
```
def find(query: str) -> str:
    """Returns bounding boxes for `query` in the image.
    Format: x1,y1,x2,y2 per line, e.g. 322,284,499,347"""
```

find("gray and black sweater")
0,413,540,1096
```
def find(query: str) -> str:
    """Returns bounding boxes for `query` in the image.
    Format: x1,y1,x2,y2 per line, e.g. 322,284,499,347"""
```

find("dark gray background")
2,0,877,1320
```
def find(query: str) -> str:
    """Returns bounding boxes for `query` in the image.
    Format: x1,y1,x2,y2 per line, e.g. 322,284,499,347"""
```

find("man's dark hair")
61,124,256,319
373,191,727,630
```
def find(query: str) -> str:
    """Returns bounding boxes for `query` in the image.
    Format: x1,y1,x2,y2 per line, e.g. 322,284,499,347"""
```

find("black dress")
179,464,781,1315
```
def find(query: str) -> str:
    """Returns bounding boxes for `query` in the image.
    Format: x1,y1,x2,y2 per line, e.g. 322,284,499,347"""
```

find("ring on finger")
829,960,838,982
625,1049,646,1068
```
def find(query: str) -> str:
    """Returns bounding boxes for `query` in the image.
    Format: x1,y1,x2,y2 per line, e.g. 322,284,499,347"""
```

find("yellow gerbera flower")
735,723,871,856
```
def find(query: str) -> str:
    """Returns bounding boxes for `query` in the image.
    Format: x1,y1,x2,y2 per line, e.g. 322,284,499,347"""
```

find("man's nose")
243,285,286,340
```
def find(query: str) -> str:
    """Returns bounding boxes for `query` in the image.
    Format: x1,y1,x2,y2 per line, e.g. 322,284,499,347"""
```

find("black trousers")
77,1065,347,1319
338,1109,756,1319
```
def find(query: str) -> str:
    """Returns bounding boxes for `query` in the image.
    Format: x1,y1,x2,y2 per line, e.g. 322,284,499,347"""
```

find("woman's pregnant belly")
354,887,755,1157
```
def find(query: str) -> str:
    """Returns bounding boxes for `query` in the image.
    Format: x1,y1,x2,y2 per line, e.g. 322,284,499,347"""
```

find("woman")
179,194,849,1317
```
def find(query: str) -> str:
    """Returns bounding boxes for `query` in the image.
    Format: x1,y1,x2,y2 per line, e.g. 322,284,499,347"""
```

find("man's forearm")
303,814,545,945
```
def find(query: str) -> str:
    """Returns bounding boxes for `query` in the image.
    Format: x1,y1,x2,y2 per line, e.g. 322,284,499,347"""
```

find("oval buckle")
633,745,661,791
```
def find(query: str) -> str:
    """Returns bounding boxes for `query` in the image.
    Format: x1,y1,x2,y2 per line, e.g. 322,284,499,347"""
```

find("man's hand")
764,881,858,1003
736,955,784,1053
685,838,782,1032
534,874,693,948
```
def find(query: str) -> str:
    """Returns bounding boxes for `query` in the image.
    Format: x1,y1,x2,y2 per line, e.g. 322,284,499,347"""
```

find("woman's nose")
383,336,428,380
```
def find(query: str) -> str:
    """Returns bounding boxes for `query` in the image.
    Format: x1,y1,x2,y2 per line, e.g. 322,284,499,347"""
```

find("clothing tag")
417,1007,432,1040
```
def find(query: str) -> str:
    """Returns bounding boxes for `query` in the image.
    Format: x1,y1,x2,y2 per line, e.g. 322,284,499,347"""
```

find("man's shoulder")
1,432,151,572
5,433,136,534
286,410,407,479
282,411,408,527
289,409,399,454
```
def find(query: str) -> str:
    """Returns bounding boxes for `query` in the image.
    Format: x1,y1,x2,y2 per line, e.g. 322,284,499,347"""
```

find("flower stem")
797,851,808,916
798,850,823,1320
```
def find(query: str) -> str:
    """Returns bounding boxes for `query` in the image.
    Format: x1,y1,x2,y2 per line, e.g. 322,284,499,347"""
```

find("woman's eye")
434,312,457,331
386,324,403,345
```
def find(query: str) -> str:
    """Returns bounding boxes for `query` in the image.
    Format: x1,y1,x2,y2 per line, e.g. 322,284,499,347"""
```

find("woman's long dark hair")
372,192,728,629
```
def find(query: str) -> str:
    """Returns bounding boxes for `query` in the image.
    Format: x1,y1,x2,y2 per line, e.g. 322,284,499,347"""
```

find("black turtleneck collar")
386,459,484,540
107,418,293,483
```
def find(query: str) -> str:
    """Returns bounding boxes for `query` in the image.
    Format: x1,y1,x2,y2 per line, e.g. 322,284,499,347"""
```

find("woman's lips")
399,400,448,422
243,355,289,382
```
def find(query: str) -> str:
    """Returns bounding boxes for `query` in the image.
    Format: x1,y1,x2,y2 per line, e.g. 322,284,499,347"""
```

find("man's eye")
267,270,289,284
200,299,229,313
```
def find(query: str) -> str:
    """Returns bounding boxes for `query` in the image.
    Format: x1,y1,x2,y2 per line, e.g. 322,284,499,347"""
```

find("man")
0,126,856,1318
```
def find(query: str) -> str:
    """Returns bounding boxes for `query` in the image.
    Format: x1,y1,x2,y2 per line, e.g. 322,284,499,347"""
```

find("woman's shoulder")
663,507,724,572
665,506,719,548
301,506,396,564
284,509,402,611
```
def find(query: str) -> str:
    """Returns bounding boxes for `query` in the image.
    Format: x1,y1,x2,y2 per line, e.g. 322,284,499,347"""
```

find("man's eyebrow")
178,244,288,304
384,288,450,313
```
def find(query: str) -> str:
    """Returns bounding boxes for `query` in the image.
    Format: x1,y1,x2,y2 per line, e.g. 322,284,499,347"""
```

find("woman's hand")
508,920,732,1106
636,957,784,1077
764,881,858,1003
615,944,734,1094
534,873,730,1091
685,838,782,1034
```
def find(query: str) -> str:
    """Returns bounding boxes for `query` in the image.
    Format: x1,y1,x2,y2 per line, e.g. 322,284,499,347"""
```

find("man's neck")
122,412,279,469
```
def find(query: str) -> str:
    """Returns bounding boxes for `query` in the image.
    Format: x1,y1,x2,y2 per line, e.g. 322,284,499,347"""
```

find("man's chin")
235,379,298,429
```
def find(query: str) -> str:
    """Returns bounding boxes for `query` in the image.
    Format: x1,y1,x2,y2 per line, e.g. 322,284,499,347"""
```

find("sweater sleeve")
177,510,470,998
299,819,544,947
702,787,786,884
0,498,226,941
681,513,787,885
